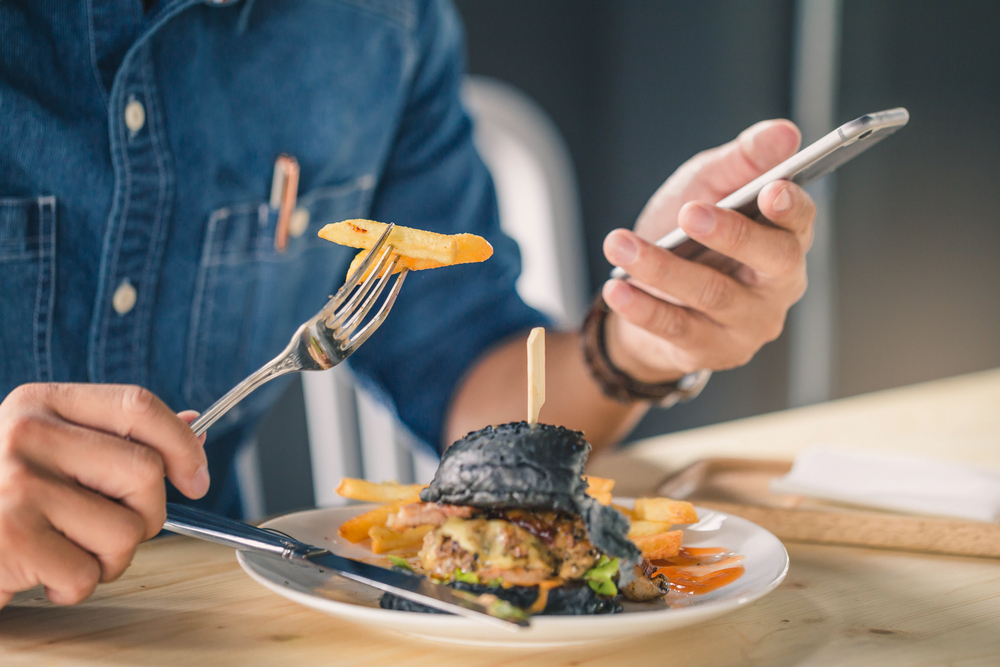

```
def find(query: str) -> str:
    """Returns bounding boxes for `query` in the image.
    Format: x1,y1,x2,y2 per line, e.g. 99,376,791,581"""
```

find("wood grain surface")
3,368,1000,666
3,536,999,667
657,458,1000,558
697,501,1000,558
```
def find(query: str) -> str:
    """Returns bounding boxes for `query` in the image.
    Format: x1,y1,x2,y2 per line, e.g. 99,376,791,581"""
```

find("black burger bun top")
420,422,641,570
420,422,588,512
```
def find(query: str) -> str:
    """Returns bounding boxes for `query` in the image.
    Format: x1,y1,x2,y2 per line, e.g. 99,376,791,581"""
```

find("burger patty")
493,509,599,580
386,502,474,531
418,513,600,585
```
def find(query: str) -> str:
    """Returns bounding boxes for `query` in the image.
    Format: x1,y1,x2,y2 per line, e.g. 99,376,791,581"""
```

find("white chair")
299,76,589,507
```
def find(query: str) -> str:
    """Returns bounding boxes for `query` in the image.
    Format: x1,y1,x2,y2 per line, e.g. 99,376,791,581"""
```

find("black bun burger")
379,422,666,616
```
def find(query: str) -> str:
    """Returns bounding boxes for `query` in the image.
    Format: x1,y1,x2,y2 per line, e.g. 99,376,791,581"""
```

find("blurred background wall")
255,0,1000,514
453,0,1000,437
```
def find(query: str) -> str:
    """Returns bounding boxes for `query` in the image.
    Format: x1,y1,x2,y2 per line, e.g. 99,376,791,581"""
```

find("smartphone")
611,107,910,278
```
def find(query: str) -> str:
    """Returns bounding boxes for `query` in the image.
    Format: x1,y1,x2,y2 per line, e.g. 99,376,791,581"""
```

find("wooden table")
4,370,1000,666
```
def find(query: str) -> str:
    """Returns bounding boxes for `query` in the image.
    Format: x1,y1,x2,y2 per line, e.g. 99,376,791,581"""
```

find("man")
0,0,813,607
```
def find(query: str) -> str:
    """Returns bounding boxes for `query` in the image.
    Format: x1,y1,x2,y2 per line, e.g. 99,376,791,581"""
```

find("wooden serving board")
657,458,1000,558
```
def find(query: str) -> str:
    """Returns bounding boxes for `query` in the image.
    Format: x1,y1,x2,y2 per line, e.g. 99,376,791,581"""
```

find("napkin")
769,444,1000,522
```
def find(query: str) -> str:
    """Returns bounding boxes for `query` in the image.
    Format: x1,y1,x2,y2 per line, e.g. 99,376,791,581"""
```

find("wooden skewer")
527,327,545,424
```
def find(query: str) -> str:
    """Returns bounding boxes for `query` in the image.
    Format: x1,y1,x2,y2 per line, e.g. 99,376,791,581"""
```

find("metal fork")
189,224,407,437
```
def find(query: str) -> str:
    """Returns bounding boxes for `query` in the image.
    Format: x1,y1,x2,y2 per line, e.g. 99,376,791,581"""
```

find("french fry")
633,497,699,525
319,219,457,264
345,232,493,279
627,520,673,539
582,476,614,505
336,478,426,503
583,476,615,495
631,530,684,559
368,525,433,554
337,496,421,543
611,503,635,520
588,490,613,506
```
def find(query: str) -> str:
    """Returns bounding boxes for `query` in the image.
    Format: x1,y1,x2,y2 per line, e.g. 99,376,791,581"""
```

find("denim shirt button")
124,99,145,133
112,279,138,315
289,207,310,238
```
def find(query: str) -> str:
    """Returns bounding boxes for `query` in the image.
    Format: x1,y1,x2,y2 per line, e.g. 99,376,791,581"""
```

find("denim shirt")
0,0,544,516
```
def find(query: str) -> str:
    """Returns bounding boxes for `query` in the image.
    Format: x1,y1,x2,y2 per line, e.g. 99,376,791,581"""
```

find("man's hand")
0,384,209,608
601,119,815,383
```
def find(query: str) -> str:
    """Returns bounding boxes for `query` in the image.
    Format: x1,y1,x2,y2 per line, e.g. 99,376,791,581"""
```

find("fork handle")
189,355,298,436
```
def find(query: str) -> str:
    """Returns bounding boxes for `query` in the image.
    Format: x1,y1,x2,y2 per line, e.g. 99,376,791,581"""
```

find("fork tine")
343,269,408,353
337,254,401,342
187,225,405,437
325,222,395,313
327,244,396,330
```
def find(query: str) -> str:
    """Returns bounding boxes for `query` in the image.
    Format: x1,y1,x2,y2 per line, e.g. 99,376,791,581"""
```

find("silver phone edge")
608,107,909,280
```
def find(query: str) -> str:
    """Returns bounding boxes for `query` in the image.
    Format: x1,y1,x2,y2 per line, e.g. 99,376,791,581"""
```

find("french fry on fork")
319,219,458,264
322,221,494,280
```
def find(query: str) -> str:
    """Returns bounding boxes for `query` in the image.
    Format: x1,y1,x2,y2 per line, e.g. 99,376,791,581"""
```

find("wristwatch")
657,367,712,408
581,295,712,407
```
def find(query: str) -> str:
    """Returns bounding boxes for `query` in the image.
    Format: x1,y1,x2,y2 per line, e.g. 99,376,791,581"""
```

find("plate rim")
236,501,789,633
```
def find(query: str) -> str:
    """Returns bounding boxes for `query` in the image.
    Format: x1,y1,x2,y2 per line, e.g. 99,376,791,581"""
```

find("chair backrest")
462,75,589,326
303,76,587,506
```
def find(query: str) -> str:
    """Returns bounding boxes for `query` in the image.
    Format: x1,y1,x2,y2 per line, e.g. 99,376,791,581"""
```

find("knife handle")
164,503,325,559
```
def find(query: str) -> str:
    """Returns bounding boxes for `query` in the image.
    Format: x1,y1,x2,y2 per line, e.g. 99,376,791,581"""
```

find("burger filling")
412,506,602,588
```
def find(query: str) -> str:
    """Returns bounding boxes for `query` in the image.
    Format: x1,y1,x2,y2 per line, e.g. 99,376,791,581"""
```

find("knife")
163,503,529,630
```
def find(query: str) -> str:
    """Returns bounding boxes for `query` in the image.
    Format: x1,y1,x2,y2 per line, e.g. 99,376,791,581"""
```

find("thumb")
176,411,209,499
694,119,802,201
176,410,208,446
635,119,802,241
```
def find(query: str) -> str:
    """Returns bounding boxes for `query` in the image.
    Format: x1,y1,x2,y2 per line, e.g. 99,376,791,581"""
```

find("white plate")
237,502,788,647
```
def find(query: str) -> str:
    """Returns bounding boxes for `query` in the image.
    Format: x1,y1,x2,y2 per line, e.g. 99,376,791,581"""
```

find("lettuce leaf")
454,569,480,584
387,555,412,571
582,556,619,597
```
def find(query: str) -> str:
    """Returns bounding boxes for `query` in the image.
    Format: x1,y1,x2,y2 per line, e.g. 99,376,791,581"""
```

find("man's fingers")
28,384,209,500
41,477,145,582
757,181,817,249
693,120,801,201
176,410,207,446
604,229,752,324
17,419,167,538
602,280,729,372
678,201,804,279
33,528,101,605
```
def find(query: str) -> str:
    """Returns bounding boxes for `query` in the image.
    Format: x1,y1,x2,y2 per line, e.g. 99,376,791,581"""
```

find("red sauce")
650,547,745,596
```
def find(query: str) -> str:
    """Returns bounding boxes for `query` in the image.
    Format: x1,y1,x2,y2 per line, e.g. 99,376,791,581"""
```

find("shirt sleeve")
345,0,549,453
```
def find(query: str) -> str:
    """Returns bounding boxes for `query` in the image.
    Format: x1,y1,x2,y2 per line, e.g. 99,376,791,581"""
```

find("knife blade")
163,503,530,630
294,549,529,629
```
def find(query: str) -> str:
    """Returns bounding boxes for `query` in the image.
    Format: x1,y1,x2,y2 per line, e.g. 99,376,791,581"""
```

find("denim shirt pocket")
183,176,375,416
0,196,57,399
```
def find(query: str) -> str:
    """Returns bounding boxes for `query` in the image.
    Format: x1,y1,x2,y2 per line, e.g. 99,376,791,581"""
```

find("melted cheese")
438,517,482,554
437,517,551,572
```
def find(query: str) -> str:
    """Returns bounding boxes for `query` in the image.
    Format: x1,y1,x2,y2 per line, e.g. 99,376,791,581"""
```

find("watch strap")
581,294,710,406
